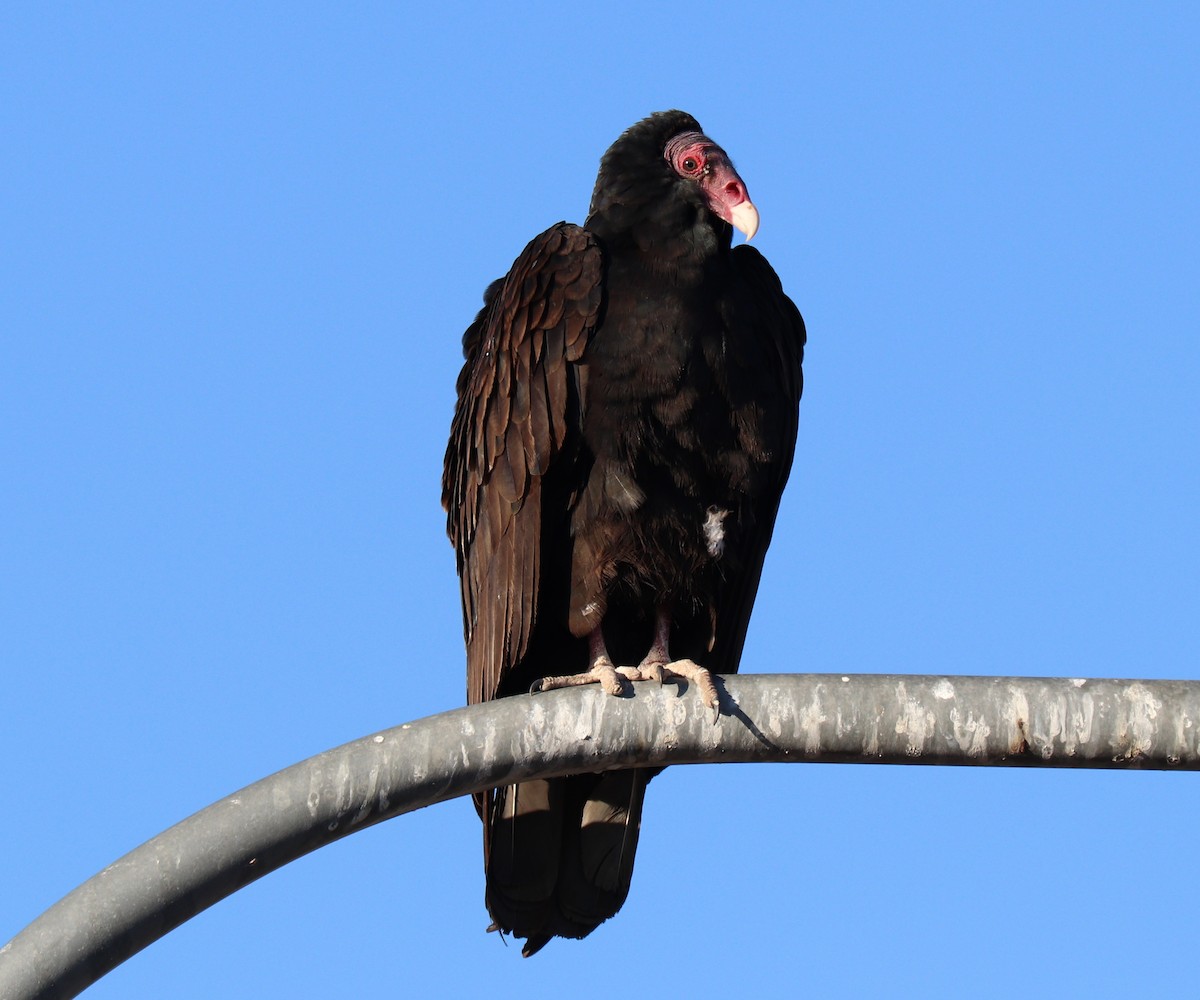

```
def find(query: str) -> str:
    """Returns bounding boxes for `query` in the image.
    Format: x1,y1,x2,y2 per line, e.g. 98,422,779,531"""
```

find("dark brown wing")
709,244,806,675
442,222,603,707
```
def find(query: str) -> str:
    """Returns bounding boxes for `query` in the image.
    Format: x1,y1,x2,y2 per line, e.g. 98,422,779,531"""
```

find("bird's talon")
639,661,666,685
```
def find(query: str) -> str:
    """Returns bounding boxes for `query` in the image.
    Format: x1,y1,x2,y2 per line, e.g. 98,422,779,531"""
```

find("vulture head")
586,110,759,258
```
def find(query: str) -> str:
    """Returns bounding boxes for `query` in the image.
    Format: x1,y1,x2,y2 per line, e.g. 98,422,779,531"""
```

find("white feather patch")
703,506,730,558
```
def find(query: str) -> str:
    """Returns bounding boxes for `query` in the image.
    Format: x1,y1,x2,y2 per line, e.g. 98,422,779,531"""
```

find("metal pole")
3,673,1198,999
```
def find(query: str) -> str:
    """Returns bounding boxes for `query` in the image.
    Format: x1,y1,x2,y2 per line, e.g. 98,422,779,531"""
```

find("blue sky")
4,4,1198,997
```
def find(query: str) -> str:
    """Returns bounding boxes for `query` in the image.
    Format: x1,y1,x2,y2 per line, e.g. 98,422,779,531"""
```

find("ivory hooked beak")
729,200,760,241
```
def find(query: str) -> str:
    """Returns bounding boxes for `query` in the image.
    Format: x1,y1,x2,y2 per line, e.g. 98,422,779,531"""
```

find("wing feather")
443,223,604,706
709,245,806,675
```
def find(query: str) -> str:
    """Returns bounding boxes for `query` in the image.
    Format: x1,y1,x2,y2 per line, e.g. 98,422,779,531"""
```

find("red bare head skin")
664,130,759,240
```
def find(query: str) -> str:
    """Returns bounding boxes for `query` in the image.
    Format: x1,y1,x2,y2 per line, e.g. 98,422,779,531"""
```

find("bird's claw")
532,658,720,720
660,658,720,723
532,660,627,697
634,660,667,686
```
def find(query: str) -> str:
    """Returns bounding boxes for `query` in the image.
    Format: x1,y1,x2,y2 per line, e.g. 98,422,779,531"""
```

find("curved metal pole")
3,673,1199,999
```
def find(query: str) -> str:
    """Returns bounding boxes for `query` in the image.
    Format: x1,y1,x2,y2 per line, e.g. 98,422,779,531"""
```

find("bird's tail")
482,769,647,956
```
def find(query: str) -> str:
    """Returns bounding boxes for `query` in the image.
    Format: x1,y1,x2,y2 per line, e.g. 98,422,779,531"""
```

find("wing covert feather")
443,223,603,706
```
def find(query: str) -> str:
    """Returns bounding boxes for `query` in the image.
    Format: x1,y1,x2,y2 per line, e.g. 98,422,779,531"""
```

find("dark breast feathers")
442,110,805,956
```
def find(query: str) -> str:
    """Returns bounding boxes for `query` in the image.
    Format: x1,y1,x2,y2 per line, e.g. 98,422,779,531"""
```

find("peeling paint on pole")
3,673,1199,1000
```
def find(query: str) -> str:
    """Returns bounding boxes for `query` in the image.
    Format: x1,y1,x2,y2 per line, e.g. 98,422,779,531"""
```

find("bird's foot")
532,657,720,720
531,657,632,697
662,659,720,720
621,657,720,722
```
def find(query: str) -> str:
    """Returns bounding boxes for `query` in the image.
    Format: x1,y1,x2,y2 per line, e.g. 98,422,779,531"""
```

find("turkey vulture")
443,110,805,955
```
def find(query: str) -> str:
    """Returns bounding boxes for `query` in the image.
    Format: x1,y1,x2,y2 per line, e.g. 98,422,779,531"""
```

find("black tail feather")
483,770,647,955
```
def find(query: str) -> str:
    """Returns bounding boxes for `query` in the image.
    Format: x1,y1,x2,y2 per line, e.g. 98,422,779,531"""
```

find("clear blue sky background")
4,4,1198,997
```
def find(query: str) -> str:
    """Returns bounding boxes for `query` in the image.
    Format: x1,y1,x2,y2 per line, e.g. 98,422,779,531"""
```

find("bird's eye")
678,150,707,176
665,137,710,177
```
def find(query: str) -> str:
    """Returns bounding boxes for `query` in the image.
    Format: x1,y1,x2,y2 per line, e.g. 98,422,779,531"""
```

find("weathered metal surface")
3,673,1197,999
